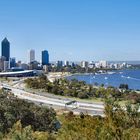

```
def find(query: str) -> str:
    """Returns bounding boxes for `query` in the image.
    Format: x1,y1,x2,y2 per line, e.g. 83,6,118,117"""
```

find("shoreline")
46,70,122,82
47,72,72,82
46,69,140,91
47,69,137,82
66,70,140,91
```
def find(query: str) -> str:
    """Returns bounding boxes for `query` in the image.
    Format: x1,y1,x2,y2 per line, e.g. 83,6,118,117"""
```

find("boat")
105,77,108,80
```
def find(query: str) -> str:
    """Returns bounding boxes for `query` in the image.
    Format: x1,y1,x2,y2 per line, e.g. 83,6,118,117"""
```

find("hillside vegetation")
25,75,140,104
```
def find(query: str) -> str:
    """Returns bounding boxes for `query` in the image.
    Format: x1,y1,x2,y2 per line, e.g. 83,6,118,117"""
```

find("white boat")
105,77,108,80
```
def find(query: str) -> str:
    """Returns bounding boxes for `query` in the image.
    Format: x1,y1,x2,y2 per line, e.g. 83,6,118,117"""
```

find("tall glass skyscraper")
10,57,16,68
42,50,49,65
1,38,10,61
29,49,35,63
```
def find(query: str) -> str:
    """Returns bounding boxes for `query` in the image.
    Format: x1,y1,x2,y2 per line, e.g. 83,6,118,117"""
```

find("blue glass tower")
42,50,49,65
1,38,10,61
10,57,16,68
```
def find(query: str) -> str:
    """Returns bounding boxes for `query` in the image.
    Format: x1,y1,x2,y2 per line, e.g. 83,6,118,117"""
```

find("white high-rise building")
114,63,120,69
99,60,108,68
81,61,89,68
29,49,35,63
64,60,69,66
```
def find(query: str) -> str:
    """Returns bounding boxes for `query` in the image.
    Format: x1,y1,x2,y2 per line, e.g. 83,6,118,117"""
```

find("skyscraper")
56,61,63,67
1,38,10,61
42,50,49,65
64,60,69,66
29,49,35,63
10,57,16,68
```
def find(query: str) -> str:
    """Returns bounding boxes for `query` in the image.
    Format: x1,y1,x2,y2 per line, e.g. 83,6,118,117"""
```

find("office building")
4,61,9,71
64,60,69,66
56,61,63,67
0,56,6,71
88,61,95,68
114,63,120,69
99,60,108,68
42,50,49,65
109,63,115,69
29,60,39,70
10,57,16,68
21,63,29,70
29,49,35,63
81,61,89,68
1,38,10,61
71,62,75,67
16,61,22,67
95,62,100,68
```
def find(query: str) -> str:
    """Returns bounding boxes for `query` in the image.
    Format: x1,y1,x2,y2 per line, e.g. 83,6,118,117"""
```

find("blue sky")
0,0,140,62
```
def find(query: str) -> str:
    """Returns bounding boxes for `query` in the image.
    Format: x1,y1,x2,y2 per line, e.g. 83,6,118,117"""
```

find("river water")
67,70,140,90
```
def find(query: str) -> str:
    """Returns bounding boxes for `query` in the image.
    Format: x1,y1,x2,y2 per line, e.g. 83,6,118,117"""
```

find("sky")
0,0,140,62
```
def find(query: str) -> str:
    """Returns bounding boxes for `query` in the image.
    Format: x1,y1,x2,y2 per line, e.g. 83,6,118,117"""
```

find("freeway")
2,81,104,116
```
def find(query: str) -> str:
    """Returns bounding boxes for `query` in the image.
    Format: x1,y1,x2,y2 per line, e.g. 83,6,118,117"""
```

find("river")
67,70,140,90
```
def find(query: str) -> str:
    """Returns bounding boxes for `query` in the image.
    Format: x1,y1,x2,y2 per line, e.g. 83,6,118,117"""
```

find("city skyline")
0,0,140,62
1,37,140,64
0,37,131,71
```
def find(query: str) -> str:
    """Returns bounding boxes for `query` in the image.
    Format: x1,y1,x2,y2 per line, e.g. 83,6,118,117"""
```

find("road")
1,79,104,116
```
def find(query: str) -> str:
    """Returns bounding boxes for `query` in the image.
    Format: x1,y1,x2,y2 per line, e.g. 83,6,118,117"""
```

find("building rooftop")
2,37,9,43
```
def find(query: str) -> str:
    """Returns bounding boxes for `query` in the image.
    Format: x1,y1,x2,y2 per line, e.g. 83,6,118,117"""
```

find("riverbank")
47,70,118,82
66,69,140,90
46,72,72,82
46,70,140,92
46,69,121,82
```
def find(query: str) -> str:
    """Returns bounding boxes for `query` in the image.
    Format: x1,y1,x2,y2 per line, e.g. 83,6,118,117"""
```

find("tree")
0,92,58,133
57,99,140,140
119,84,129,90
3,121,52,140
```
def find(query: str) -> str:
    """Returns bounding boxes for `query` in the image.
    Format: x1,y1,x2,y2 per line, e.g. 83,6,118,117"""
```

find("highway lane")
2,83,104,116
12,80,104,108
